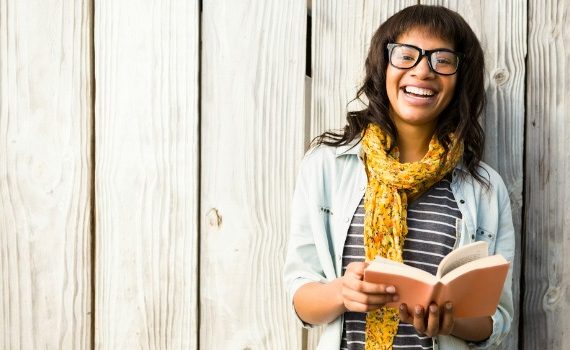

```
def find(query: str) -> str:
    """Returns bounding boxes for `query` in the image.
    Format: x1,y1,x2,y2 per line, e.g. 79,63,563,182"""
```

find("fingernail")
446,302,453,310
415,306,422,315
430,304,437,313
399,304,405,311
386,286,396,293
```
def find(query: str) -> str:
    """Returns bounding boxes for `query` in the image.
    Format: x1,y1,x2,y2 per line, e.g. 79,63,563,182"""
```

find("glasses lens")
430,51,459,74
390,45,420,69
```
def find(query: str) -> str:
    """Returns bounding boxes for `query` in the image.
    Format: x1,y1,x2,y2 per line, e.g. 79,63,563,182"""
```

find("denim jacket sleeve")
282,148,336,328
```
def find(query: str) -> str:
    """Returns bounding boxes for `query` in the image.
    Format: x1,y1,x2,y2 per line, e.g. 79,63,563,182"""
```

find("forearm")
451,316,493,342
293,279,346,325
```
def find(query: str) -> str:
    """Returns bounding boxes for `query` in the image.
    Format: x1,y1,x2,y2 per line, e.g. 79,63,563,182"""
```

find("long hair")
315,5,487,185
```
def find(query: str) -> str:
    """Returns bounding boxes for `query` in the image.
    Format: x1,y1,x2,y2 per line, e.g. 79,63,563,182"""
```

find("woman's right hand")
339,262,399,312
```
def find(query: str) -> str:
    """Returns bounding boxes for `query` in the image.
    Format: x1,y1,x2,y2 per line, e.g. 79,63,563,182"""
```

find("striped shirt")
340,176,461,350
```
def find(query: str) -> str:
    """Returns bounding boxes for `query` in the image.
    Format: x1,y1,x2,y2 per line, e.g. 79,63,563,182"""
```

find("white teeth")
404,86,435,96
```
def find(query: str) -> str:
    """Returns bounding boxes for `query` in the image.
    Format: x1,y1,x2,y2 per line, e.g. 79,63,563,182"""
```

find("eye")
433,52,457,66
395,48,417,61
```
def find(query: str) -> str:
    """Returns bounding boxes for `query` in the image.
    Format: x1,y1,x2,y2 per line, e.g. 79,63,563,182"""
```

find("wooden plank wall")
524,0,569,348
0,0,568,348
0,0,92,348
94,0,199,348
200,2,306,349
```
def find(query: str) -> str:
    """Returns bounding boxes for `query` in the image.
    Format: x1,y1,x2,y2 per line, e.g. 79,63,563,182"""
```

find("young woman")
283,5,515,350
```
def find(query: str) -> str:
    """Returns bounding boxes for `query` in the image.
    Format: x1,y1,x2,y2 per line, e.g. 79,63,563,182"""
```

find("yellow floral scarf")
361,123,463,349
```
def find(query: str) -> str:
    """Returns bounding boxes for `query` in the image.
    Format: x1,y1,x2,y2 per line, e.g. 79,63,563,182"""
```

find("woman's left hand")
398,302,455,337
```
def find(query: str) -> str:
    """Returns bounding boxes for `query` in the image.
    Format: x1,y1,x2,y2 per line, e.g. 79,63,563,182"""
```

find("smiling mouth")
402,86,436,98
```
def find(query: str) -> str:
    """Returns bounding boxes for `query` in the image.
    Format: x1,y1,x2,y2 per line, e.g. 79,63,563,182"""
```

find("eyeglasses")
386,43,463,76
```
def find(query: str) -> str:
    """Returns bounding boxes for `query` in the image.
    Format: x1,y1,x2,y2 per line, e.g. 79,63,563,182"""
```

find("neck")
395,123,436,163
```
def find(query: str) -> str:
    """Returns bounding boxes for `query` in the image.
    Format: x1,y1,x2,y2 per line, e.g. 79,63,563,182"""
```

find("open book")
363,241,510,318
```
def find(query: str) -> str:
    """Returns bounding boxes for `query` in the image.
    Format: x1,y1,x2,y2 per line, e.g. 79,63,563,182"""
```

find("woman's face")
386,28,457,133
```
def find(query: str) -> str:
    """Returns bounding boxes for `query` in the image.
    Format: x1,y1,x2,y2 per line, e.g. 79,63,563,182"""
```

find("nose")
410,56,435,78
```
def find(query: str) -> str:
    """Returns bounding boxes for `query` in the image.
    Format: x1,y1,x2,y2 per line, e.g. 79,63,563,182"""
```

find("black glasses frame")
386,43,464,76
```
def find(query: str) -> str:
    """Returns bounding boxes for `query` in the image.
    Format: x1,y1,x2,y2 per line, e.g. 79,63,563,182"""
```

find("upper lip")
401,83,439,93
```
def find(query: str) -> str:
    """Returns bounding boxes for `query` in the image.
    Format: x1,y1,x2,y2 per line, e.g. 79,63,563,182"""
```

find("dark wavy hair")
315,5,487,185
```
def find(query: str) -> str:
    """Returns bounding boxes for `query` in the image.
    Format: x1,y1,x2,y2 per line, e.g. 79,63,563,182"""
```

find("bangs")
385,6,472,53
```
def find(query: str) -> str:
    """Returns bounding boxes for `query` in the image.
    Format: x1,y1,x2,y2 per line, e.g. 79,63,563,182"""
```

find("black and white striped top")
340,176,461,350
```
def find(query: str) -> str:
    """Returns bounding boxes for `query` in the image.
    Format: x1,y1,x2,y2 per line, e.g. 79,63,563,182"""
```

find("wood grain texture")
421,2,526,348
308,2,415,348
310,0,416,140
94,0,199,348
0,0,92,348
524,0,569,348
200,2,306,349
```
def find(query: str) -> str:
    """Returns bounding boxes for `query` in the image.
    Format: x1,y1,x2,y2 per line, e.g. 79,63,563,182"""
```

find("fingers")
439,302,455,335
341,278,398,311
398,303,413,324
344,261,368,277
341,262,398,312
342,285,396,308
425,304,440,337
412,305,426,334
404,303,454,337
344,278,396,295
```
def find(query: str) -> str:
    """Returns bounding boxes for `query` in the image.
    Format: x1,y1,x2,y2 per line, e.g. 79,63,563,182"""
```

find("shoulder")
303,143,338,162
459,161,511,206
295,141,362,198
297,144,337,178
475,161,507,189
300,140,361,172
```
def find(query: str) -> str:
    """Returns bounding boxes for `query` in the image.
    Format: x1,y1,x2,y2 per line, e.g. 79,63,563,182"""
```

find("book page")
436,241,489,278
371,255,404,267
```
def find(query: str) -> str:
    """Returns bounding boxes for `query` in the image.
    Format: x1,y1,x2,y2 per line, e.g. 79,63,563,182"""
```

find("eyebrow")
395,43,458,52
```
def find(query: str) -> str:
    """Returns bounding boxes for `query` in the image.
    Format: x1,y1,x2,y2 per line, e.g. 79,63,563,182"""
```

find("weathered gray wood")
94,0,199,348
309,1,416,348
311,0,417,142
200,2,306,349
524,0,570,348
0,0,92,348
420,1,526,348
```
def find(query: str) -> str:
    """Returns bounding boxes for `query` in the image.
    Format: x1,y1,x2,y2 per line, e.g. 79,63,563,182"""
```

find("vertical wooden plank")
0,0,92,348
200,2,306,349
94,0,199,348
525,0,569,348
418,1,526,348
308,1,416,348
311,0,417,140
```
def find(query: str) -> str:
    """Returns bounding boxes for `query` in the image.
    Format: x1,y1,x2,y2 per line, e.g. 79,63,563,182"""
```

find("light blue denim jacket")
283,140,515,350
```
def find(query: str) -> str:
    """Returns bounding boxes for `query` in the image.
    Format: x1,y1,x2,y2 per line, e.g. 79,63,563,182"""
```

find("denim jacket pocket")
475,226,497,255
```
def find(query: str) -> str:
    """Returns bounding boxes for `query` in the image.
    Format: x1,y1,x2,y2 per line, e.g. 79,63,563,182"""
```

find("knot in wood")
206,208,222,228
542,286,560,311
492,68,509,86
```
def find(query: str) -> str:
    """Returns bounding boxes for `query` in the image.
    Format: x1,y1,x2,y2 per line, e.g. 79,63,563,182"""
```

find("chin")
397,111,439,126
